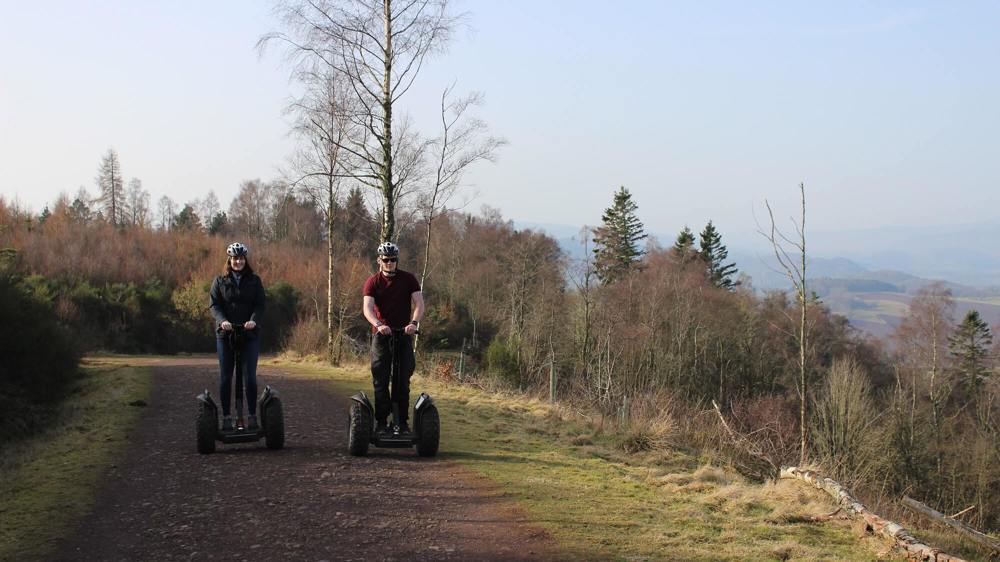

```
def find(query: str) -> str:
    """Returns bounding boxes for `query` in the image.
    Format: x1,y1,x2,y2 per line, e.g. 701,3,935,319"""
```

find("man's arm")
364,295,391,334
404,291,424,335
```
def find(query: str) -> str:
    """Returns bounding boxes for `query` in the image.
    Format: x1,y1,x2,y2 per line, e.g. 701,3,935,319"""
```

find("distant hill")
516,220,1000,340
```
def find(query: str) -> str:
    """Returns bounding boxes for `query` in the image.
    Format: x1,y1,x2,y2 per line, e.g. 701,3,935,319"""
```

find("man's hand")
376,324,392,335
220,321,233,331
245,320,257,330
404,323,418,335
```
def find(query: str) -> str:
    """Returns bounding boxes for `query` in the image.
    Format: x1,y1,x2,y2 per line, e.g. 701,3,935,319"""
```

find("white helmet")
376,242,399,257
226,242,249,257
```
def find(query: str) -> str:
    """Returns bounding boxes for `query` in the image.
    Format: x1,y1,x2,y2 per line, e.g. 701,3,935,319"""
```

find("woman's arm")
250,276,266,324
208,277,228,326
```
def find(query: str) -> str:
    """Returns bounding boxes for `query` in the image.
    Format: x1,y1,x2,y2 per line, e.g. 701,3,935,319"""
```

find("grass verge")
0,360,152,562
276,358,901,561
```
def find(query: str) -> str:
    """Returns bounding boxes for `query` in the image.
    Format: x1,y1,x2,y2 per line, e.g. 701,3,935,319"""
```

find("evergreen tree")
672,226,696,261
591,186,647,285
172,204,201,231
207,212,228,235
948,310,993,396
698,220,738,289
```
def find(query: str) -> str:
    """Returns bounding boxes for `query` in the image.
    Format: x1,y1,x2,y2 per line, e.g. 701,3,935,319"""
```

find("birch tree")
262,0,460,242
760,182,810,465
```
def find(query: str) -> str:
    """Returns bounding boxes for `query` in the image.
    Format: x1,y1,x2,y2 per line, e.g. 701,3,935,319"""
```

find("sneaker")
247,415,259,431
222,416,233,431
376,420,389,434
398,421,411,434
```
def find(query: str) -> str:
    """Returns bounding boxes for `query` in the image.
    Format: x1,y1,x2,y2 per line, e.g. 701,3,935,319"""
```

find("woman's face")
231,256,246,271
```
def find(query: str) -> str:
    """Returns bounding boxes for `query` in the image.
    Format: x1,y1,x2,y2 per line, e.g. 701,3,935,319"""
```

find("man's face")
379,255,398,273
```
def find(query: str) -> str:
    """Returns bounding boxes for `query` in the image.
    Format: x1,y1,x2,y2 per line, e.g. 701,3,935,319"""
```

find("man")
362,242,424,434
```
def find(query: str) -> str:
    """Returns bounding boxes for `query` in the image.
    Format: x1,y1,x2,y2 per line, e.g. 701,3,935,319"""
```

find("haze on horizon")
2,1,998,244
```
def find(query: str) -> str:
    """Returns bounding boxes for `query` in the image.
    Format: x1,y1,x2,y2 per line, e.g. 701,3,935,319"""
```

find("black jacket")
209,272,265,338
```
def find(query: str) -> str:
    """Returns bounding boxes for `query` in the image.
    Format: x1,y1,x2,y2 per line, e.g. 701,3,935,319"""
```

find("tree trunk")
798,184,808,466
380,0,395,243
327,185,337,365
781,467,968,562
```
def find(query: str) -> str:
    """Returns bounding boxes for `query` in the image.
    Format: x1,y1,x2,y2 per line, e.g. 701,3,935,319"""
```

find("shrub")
285,318,328,357
261,282,300,352
811,356,883,484
485,336,521,387
0,260,80,441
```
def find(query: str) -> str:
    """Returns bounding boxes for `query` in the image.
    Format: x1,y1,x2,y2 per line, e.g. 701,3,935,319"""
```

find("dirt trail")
55,359,559,561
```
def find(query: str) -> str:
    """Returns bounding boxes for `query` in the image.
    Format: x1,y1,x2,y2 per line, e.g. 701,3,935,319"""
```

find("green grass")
280,359,901,561
0,360,152,562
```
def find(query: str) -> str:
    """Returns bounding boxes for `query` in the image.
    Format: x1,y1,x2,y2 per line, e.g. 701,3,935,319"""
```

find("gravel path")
54,359,559,561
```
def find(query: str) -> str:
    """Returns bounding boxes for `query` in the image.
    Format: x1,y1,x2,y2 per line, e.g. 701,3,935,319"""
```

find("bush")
811,356,883,484
0,263,80,441
485,336,521,387
261,282,300,352
285,318,328,357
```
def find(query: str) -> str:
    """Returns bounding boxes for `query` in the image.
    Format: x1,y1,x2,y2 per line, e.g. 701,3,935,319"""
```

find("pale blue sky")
2,1,998,248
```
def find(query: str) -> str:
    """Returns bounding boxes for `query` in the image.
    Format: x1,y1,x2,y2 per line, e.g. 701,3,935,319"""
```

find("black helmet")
376,242,399,257
226,242,249,257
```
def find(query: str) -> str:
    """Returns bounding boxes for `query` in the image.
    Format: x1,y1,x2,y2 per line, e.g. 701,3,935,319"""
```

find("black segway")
348,328,439,457
196,324,285,454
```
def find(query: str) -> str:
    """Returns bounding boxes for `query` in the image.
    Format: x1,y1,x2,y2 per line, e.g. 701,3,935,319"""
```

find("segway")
196,323,285,454
348,328,439,457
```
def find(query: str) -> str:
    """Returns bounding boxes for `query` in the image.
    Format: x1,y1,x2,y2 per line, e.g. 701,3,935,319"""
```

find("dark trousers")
217,335,260,417
371,332,415,424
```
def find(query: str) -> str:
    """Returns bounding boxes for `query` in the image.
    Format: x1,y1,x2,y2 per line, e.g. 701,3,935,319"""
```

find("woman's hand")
220,321,233,331
245,320,257,330
376,324,392,335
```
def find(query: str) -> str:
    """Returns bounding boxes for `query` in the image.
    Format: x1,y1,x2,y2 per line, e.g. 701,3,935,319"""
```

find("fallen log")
780,466,967,562
901,496,1000,556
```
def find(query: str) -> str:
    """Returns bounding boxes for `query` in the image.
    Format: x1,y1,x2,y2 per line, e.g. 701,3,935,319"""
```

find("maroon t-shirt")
363,269,421,330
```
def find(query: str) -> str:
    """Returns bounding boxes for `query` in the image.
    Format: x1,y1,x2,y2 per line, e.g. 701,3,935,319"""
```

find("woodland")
3,0,1000,547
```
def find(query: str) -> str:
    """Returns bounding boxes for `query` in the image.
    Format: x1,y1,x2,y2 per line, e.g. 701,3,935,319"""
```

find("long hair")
223,256,255,277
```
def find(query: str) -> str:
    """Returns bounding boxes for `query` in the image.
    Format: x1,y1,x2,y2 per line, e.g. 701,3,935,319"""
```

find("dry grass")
280,358,905,561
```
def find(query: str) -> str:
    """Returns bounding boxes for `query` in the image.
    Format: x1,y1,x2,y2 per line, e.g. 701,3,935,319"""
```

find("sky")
2,1,999,252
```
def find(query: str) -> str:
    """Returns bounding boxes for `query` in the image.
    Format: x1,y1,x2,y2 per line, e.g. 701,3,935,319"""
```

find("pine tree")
698,220,738,289
948,310,993,396
672,226,696,261
95,149,126,226
591,186,647,285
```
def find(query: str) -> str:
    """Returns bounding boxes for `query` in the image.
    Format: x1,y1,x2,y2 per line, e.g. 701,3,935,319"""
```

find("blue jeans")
217,335,260,417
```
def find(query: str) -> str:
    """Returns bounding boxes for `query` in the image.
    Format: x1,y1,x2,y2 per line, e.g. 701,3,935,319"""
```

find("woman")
209,242,266,431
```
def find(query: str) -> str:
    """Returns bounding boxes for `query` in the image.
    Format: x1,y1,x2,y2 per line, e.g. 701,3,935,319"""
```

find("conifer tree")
948,309,993,396
699,220,738,289
592,186,647,285
673,226,696,261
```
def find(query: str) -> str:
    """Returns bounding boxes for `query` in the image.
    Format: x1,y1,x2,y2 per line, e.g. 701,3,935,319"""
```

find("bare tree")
197,190,221,228
894,282,955,483
419,85,505,291
157,195,176,231
261,0,461,242
759,182,809,465
286,71,356,363
125,178,150,228
96,149,126,226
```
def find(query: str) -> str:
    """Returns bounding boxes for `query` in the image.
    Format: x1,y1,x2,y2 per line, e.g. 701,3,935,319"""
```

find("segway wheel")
196,405,217,454
264,398,285,450
415,405,440,457
348,402,372,456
